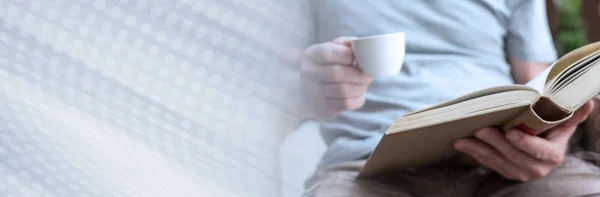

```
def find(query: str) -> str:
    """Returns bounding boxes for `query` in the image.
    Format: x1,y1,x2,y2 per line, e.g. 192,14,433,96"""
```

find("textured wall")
0,0,312,196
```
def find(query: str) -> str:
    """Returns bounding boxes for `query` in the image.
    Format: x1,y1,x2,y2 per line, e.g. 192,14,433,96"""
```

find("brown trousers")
302,153,600,197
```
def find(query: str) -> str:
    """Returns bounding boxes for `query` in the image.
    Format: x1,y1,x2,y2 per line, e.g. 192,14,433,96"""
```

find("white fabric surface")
0,0,313,196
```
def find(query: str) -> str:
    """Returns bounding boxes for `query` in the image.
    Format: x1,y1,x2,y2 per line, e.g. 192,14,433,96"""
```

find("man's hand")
300,36,372,120
454,100,595,182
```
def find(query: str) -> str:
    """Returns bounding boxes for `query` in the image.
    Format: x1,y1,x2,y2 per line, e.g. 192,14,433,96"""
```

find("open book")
358,41,600,179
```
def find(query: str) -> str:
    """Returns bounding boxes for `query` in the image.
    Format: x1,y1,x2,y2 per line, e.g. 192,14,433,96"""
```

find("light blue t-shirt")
306,0,558,167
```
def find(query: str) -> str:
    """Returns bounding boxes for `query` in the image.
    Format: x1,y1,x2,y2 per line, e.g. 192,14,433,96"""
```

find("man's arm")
509,59,550,84
504,0,557,85
288,0,319,129
453,0,579,182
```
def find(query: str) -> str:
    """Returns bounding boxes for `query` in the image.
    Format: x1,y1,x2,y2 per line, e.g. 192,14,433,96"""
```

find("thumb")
562,100,595,128
332,36,358,47
545,100,595,143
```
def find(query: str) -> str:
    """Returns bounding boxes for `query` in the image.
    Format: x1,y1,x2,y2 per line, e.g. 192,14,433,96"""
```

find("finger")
544,124,579,148
308,64,372,84
506,129,564,165
300,62,371,84
304,42,354,65
541,101,595,146
320,83,368,99
559,100,595,128
475,128,549,166
332,36,358,46
324,94,366,111
475,128,554,177
454,138,529,181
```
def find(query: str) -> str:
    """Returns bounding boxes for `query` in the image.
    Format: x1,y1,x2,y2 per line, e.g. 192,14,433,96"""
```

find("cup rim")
353,32,405,41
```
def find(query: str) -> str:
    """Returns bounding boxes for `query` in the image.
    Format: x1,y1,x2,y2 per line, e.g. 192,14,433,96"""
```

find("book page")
525,63,554,93
402,85,537,117
550,57,600,110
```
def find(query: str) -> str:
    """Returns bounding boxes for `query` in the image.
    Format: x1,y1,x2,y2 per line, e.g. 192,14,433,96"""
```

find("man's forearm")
509,59,551,84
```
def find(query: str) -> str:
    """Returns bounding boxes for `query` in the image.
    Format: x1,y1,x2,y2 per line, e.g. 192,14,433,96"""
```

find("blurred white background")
0,0,320,196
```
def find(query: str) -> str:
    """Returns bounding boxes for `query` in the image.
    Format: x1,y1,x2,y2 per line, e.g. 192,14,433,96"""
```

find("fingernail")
453,140,465,150
475,128,487,138
508,131,521,142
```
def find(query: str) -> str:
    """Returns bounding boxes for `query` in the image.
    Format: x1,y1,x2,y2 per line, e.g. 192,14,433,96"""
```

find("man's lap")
302,153,600,197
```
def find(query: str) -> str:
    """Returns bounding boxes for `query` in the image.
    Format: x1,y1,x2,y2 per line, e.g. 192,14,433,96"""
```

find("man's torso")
312,0,529,166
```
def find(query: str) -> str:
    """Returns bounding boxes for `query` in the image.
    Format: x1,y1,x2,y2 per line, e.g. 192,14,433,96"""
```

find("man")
298,0,600,196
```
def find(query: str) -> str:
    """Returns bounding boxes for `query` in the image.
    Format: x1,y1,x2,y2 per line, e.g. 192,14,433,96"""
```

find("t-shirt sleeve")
505,0,557,63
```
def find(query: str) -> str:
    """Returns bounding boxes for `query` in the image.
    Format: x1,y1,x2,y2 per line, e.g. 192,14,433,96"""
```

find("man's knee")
481,155,600,197
302,160,415,197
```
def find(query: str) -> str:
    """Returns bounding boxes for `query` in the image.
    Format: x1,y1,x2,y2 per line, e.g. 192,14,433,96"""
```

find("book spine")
502,96,572,135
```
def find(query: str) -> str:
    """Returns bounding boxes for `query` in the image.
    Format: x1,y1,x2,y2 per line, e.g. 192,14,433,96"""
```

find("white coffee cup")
351,32,406,78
